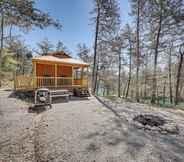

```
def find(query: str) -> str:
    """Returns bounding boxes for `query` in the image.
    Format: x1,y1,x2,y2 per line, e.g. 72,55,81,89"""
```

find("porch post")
81,67,84,86
33,62,37,89
72,66,74,86
87,66,89,87
55,64,57,88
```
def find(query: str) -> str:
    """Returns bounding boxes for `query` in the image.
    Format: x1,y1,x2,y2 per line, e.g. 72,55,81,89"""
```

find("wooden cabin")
15,51,90,91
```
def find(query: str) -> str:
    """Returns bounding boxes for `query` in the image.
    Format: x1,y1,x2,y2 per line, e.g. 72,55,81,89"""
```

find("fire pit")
133,114,179,134
133,114,166,127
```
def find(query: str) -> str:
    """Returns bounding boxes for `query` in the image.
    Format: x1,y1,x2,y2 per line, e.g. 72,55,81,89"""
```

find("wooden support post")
72,66,74,86
55,64,57,88
33,62,37,89
14,70,16,91
87,67,89,88
81,67,84,86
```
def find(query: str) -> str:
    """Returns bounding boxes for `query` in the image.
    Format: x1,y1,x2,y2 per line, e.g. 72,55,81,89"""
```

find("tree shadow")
28,105,49,114
8,91,34,103
51,96,89,104
95,96,127,122
70,96,89,101
82,103,184,161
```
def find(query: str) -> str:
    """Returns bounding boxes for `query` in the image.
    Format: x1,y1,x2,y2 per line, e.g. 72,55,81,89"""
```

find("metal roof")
32,55,90,66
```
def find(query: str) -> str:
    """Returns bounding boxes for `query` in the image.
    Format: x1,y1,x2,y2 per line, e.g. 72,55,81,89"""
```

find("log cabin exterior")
14,51,90,91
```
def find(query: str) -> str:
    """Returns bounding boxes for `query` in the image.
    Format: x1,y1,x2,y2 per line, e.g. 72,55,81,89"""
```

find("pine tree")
91,0,120,94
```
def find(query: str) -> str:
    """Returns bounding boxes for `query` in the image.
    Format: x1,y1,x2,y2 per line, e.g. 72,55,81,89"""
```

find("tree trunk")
96,79,100,95
125,41,132,98
151,15,162,104
9,24,13,41
95,53,100,95
92,6,100,94
175,50,184,105
163,80,166,105
118,49,121,97
168,43,173,104
0,13,4,87
135,0,140,102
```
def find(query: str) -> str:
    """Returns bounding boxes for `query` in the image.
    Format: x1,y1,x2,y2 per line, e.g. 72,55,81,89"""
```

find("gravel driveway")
0,90,36,162
34,96,184,162
1,90,184,162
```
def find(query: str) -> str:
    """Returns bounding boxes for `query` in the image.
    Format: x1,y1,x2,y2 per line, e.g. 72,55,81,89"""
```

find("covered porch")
14,54,89,91
34,62,88,88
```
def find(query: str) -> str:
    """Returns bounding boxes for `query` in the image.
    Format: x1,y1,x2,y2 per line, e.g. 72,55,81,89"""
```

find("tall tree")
37,38,54,56
91,0,100,94
168,42,173,104
91,0,120,94
175,44,184,105
142,0,184,104
0,14,4,87
76,43,91,63
56,41,68,52
6,37,32,75
0,0,62,86
112,35,123,97
122,24,135,98
130,0,144,102
135,0,140,102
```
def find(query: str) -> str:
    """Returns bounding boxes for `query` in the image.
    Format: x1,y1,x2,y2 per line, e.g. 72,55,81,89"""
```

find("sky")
15,0,132,56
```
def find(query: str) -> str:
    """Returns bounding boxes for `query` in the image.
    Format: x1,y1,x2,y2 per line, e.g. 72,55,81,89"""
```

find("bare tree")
168,42,173,104
175,44,184,105
77,43,91,63
37,38,54,56
91,0,120,94
135,0,140,102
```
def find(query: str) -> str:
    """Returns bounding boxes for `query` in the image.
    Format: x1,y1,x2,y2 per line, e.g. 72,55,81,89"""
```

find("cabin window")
74,68,82,79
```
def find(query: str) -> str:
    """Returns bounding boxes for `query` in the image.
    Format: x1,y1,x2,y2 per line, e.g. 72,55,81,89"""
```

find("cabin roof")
48,51,72,58
32,55,90,66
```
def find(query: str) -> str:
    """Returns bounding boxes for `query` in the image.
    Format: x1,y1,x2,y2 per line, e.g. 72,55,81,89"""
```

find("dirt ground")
1,90,184,162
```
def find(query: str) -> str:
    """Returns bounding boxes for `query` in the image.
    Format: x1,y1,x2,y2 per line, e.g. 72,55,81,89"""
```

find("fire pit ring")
133,114,166,127
133,114,179,135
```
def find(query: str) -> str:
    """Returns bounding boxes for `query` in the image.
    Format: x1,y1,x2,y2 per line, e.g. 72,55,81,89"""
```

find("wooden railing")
14,75,34,90
15,75,88,90
36,77,73,88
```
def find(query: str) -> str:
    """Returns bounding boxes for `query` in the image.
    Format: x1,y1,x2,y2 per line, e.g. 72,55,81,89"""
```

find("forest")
90,0,184,107
1,0,184,107
1,1,184,162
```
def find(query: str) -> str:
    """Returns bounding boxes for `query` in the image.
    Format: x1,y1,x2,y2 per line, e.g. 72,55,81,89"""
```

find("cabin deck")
14,75,88,91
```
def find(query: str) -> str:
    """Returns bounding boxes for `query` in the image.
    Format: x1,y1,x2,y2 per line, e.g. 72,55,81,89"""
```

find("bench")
50,89,72,102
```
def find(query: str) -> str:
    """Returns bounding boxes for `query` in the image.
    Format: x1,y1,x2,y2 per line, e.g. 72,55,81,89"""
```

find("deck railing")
15,75,88,90
36,77,73,88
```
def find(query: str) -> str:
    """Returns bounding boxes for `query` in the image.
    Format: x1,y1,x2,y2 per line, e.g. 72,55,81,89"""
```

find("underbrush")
103,95,184,110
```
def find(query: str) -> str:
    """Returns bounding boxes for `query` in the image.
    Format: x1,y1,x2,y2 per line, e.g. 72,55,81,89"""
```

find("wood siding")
36,63,72,78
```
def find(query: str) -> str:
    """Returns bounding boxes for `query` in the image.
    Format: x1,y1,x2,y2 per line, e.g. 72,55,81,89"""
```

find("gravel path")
0,90,37,162
34,96,184,162
1,90,184,162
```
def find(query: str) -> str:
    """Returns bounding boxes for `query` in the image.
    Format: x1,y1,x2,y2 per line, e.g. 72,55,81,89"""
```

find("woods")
1,1,184,161
0,0,62,86
91,0,184,106
0,0,184,106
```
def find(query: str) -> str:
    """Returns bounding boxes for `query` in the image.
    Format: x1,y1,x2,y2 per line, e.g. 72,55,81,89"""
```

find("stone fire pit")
133,114,179,135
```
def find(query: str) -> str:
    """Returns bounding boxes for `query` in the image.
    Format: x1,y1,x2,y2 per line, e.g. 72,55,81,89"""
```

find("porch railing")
36,77,73,88
15,76,88,90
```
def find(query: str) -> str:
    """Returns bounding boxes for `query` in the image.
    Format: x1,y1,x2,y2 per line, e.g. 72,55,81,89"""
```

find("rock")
164,124,179,134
